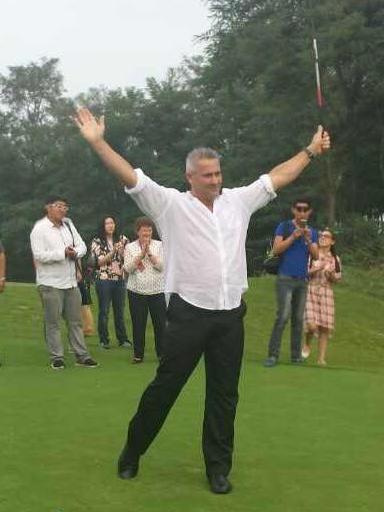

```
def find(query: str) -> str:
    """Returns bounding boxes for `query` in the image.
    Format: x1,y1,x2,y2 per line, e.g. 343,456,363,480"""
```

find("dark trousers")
127,290,166,359
95,279,128,346
267,275,308,359
119,294,246,477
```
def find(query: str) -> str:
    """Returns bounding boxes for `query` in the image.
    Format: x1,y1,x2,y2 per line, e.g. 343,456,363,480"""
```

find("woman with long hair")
91,216,131,349
302,228,342,365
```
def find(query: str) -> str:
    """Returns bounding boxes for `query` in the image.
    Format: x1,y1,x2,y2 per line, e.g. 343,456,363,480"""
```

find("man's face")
46,201,68,223
292,202,312,225
186,158,223,204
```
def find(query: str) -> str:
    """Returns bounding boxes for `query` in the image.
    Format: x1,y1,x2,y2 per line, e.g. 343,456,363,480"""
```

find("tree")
201,0,384,224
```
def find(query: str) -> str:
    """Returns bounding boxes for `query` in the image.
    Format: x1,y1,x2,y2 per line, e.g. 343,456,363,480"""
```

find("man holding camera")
30,196,98,369
263,199,319,367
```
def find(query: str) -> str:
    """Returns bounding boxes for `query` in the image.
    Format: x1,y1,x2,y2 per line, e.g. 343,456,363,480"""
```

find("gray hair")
185,147,221,174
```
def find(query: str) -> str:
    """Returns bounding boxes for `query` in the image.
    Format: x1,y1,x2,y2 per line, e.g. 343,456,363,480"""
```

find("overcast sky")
1,0,211,97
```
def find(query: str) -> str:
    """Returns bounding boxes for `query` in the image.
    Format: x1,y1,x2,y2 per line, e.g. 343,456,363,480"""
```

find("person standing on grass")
30,196,98,370
0,239,6,367
74,107,330,495
124,216,166,364
0,239,6,294
302,228,342,366
263,198,319,368
91,216,131,349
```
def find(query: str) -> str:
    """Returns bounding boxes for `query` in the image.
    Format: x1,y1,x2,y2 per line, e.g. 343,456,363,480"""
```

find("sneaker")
291,357,305,364
100,344,110,350
76,357,99,368
51,359,65,370
263,356,278,367
132,357,143,364
119,341,133,348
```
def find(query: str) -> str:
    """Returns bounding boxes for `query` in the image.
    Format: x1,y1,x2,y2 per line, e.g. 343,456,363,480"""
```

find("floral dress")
304,252,342,331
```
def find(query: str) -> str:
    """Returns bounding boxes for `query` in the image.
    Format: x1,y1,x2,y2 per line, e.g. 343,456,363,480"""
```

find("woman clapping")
124,217,166,363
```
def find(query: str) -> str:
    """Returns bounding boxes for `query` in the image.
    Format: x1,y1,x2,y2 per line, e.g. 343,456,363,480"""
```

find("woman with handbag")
302,228,342,366
91,216,131,349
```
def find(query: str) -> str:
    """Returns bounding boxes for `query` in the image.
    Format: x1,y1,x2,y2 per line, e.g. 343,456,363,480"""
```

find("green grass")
0,274,383,512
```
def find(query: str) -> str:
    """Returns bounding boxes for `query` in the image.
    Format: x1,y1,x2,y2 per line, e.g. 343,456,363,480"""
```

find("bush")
335,216,384,267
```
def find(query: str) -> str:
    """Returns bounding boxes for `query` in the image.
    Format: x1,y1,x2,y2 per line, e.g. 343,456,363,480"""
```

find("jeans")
95,279,129,346
267,275,308,360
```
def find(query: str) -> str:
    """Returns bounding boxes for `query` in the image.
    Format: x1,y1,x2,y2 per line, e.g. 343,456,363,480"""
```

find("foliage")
335,215,384,267
201,0,384,224
1,1,384,280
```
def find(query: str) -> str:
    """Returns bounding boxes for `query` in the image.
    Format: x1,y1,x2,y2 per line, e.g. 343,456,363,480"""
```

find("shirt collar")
45,215,66,228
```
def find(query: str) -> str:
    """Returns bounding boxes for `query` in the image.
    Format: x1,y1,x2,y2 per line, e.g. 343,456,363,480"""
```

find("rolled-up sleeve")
124,168,174,221
232,174,277,215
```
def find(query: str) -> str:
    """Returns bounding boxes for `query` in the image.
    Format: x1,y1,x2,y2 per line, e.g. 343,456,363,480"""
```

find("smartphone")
299,219,307,228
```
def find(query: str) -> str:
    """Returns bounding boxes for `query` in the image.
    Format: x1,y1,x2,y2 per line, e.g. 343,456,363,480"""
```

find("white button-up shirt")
125,169,276,310
30,216,87,289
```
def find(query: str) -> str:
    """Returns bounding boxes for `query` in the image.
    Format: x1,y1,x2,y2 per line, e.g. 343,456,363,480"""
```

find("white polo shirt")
125,169,276,310
30,216,87,289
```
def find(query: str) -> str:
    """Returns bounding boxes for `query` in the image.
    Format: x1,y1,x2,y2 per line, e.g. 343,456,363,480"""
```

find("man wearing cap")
30,196,98,369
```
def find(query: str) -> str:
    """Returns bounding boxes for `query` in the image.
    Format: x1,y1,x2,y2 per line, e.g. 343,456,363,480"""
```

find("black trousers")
120,294,246,476
127,290,167,359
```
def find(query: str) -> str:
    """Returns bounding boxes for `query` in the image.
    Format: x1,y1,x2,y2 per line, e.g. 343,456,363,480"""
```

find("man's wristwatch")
303,147,316,160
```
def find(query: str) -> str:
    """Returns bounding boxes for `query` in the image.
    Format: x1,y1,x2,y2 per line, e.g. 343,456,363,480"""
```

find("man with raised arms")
75,108,330,494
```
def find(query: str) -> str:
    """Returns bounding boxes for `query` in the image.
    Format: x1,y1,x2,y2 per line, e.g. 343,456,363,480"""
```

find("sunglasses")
295,206,310,213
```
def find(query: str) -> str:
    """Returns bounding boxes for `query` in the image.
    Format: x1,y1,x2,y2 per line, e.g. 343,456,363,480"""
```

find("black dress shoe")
118,448,140,480
208,474,232,494
118,463,139,480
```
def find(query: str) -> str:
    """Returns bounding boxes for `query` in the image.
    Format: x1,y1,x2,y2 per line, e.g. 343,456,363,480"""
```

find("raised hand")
307,125,331,156
73,108,105,144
